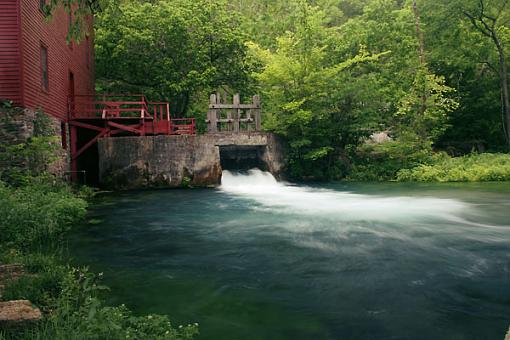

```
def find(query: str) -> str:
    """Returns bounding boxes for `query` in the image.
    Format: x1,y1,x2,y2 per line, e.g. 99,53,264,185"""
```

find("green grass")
397,153,510,182
0,178,87,251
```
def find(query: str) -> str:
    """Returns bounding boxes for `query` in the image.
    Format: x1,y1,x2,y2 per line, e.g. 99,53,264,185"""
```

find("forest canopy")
56,0,510,180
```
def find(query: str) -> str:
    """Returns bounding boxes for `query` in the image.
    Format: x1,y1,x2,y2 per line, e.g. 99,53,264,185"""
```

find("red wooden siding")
19,0,95,121
0,0,22,105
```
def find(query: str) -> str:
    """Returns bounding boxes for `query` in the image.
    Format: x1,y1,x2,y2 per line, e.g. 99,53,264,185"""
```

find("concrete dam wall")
97,132,286,189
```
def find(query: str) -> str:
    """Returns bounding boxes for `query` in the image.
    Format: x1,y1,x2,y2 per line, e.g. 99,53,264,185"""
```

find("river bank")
0,176,198,339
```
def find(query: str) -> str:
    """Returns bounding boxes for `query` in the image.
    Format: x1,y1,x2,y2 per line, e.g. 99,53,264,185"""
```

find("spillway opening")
219,145,267,171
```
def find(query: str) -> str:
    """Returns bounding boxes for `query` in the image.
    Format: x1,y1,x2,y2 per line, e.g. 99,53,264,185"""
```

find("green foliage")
0,176,198,339
249,3,390,179
0,138,59,186
2,254,70,311
1,99,13,108
349,141,510,182
1,264,199,340
420,0,510,149
95,0,253,116
397,153,510,182
34,267,199,340
88,0,510,179
347,135,436,181
181,176,191,188
44,0,509,180
0,179,87,251
395,68,459,141
33,111,55,138
234,0,508,179
0,111,60,186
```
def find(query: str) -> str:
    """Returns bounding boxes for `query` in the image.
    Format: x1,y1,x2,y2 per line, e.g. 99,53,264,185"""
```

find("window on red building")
41,45,49,92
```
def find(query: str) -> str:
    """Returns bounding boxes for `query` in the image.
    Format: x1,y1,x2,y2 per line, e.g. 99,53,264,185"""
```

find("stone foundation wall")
0,107,69,177
98,132,286,190
44,117,69,178
0,107,35,145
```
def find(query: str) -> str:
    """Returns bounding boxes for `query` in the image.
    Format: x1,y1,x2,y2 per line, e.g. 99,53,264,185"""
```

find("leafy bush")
347,136,438,181
397,153,510,182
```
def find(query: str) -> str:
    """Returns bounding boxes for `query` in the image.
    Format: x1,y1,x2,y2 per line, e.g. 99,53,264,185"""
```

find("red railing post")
166,103,171,134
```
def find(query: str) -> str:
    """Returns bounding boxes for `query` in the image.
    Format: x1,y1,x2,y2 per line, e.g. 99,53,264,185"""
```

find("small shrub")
347,137,436,181
181,176,192,188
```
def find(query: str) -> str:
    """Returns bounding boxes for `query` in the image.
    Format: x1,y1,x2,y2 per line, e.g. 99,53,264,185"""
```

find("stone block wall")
98,132,286,190
98,135,220,189
0,107,69,177
0,107,35,145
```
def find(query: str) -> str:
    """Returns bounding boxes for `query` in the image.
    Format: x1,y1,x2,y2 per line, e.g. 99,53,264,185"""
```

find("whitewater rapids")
220,169,469,223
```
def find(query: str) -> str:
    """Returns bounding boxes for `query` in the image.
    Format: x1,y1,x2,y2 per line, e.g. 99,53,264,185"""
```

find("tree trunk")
463,0,510,147
412,1,426,66
495,41,510,145
412,0,427,139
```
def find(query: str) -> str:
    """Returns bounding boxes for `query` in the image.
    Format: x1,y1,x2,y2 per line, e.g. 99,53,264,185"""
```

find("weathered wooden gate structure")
206,94,261,133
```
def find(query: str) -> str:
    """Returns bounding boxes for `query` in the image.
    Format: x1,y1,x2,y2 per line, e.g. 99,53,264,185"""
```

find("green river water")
70,170,510,340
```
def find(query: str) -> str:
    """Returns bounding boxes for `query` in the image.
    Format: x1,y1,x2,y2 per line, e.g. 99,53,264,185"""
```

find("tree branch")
463,11,492,38
479,61,498,73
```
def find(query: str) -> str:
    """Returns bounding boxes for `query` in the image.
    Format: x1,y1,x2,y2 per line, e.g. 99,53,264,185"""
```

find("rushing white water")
220,169,469,222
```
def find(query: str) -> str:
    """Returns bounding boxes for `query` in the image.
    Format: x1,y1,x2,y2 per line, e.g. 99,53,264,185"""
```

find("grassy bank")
347,139,510,182
396,153,510,182
0,176,198,339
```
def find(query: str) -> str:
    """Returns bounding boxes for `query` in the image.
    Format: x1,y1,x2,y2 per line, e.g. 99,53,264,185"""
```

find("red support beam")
107,121,142,135
69,120,105,132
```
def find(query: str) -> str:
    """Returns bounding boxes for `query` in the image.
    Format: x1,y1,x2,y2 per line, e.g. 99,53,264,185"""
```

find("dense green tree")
94,0,252,115
420,0,510,150
249,3,391,178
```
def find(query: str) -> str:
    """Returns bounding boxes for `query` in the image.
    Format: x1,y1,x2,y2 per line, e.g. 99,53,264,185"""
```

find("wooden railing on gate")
206,93,261,133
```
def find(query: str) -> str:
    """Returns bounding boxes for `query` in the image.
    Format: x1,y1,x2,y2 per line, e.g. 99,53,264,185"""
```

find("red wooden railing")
171,118,196,135
68,94,196,136
69,94,151,120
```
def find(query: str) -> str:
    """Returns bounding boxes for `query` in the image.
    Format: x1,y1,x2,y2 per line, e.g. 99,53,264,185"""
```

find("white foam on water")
220,169,469,222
